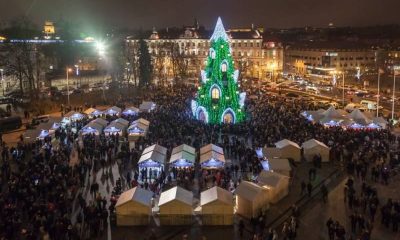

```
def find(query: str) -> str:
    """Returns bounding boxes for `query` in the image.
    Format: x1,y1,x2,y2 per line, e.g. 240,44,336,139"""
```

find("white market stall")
128,118,150,140
115,187,153,226
80,122,104,135
261,147,283,159
104,118,129,136
257,170,289,204
62,111,86,125
275,139,301,162
91,118,109,128
302,139,330,162
139,101,156,113
200,144,225,169
84,108,103,118
200,186,234,225
122,106,140,117
138,144,167,179
158,186,193,225
234,181,269,219
104,106,122,116
261,158,292,177
169,144,196,168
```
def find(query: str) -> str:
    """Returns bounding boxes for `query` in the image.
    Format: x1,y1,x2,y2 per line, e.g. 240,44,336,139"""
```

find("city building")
126,20,283,85
284,42,378,78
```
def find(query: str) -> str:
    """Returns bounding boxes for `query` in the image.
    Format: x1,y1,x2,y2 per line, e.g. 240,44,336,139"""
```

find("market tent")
84,107,103,117
373,117,388,129
200,144,224,155
138,144,167,167
104,106,122,116
235,181,269,219
200,186,234,225
91,118,109,128
128,118,150,140
113,118,129,128
257,170,289,204
104,122,126,135
275,139,301,162
81,122,104,135
265,158,292,177
115,187,153,226
158,186,193,225
139,101,156,112
64,111,85,120
200,144,225,169
122,106,140,116
302,139,330,162
348,109,372,125
170,144,196,168
322,106,342,118
37,129,50,140
200,151,225,169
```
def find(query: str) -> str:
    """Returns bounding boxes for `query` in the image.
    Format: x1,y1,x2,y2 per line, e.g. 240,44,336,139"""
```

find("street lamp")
392,66,400,121
66,67,72,106
0,69,4,96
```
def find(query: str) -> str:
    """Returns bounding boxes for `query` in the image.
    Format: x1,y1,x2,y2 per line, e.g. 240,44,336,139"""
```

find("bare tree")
125,41,140,86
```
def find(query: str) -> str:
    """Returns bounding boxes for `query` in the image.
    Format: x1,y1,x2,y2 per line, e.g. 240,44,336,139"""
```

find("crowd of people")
0,84,399,240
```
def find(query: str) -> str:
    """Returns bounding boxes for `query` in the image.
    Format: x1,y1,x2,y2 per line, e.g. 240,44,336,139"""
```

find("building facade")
126,21,283,85
284,43,378,77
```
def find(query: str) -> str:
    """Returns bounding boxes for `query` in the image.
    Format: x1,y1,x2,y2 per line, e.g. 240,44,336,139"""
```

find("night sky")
1,0,400,30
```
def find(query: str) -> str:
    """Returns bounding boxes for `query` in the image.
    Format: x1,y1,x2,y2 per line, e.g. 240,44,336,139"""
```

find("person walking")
307,182,313,197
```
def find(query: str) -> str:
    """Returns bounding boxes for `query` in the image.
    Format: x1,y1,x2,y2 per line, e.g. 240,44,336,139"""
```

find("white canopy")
275,139,300,149
91,118,108,127
122,106,140,116
104,106,122,115
200,186,233,206
116,187,153,208
373,117,388,128
302,139,329,149
200,144,224,155
112,118,130,128
235,181,265,202
104,122,126,134
81,122,104,135
348,109,372,125
142,144,167,156
64,111,85,120
322,106,342,118
158,186,193,207
84,107,102,116
172,144,196,155
257,170,287,188
302,138,330,162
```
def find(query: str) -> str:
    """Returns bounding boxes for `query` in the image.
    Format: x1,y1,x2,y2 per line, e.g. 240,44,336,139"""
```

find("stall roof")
64,111,85,119
158,186,193,206
302,139,329,149
322,106,342,118
142,144,167,156
275,139,300,149
81,122,103,133
105,106,122,115
170,151,196,164
84,108,98,115
138,151,166,165
171,144,196,156
112,118,130,127
104,122,126,132
200,144,224,155
234,181,265,201
201,186,233,206
262,147,282,159
91,118,108,127
134,118,150,126
115,187,153,207
200,151,225,164
122,106,140,115
257,170,287,188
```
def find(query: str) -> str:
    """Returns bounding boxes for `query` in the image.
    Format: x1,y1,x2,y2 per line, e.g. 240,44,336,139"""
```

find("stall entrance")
198,109,207,123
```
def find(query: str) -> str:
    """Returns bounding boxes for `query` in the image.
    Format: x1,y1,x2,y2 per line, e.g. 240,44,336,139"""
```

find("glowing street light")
0,68,4,96
66,67,73,106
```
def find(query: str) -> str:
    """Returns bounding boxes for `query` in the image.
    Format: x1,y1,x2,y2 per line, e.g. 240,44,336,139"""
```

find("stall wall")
159,201,193,225
202,202,234,225
116,202,151,226
279,146,301,162
303,146,330,162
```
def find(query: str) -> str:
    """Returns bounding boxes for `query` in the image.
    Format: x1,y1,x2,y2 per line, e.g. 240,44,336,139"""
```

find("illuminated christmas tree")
191,17,246,124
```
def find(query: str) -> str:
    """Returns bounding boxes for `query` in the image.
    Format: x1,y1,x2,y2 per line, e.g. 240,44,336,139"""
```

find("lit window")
221,63,227,72
211,87,220,100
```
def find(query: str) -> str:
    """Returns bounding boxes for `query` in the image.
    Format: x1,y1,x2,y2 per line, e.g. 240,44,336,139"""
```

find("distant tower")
191,17,246,124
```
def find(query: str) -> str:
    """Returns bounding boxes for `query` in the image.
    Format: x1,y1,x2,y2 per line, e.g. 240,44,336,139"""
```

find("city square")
1,1,400,240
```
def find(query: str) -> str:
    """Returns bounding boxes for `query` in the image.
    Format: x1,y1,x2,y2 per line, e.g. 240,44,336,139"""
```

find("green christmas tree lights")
191,17,246,124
